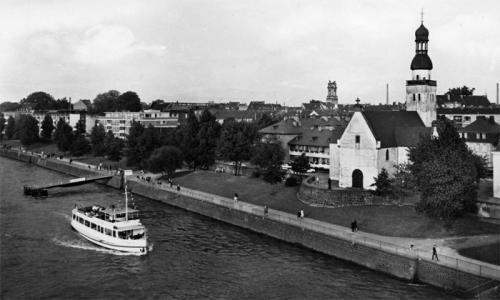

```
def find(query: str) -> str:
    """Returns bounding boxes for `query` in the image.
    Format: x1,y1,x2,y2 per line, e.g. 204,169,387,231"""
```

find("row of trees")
125,110,285,182
0,90,143,115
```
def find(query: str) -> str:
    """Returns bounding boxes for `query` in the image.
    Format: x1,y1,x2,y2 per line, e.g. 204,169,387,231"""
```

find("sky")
0,0,499,106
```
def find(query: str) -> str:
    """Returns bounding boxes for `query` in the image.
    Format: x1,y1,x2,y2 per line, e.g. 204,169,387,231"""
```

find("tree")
217,120,258,175
126,121,145,166
139,125,162,162
0,114,5,139
256,113,279,129
0,102,21,112
371,168,394,197
107,137,124,162
17,115,39,145
251,140,285,184
53,118,73,151
444,86,475,96
20,91,57,110
147,146,183,176
70,135,91,156
90,124,106,156
180,110,200,169
5,117,15,139
92,90,120,114
40,114,55,141
75,119,86,135
116,91,141,112
291,153,310,174
408,117,484,220
196,110,221,169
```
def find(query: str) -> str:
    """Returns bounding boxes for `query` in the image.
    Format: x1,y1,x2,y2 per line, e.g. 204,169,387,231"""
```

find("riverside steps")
0,147,499,298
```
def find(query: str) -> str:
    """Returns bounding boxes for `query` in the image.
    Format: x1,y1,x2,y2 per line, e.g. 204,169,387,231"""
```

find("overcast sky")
0,0,499,106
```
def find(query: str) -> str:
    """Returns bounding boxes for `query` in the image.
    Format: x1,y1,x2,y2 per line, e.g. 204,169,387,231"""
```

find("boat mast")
124,179,128,222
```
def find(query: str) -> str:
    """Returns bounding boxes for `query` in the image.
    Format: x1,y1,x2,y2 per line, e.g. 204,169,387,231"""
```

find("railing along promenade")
134,176,500,282
1,147,498,281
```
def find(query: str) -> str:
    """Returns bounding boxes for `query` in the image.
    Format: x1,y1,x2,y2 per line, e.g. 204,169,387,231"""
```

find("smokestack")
497,83,499,105
386,84,389,105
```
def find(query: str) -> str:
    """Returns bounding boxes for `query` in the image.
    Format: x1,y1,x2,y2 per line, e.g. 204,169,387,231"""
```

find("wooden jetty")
23,175,114,196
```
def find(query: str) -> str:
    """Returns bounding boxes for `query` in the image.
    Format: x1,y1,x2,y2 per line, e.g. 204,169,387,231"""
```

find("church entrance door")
352,169,363,188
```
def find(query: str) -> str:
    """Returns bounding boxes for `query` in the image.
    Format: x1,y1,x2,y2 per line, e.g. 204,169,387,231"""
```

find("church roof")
411,54,433,70
361,111,427,148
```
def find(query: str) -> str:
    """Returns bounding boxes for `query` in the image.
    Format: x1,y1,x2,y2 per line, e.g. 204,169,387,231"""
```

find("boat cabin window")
105,228,112,236
84,220,90,227
91,223,96,230
113,231,116,237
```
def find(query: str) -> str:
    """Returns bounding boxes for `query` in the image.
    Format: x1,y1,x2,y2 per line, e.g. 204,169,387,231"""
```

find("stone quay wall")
1,149,497,298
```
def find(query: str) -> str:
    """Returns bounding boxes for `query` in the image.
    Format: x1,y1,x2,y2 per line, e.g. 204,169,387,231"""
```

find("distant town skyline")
0,0,499,106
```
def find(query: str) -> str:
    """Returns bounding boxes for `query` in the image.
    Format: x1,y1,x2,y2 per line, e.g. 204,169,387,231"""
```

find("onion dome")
411,54,433,70
415,24,429,42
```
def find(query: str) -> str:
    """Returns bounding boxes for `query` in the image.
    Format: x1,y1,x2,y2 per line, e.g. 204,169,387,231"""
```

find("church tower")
406,17,437,127
326,81,338,105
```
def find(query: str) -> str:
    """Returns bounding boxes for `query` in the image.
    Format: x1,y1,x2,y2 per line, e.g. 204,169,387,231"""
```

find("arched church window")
418,94,421,101
385,149,389,161
416,75,420,80
413,94,416,101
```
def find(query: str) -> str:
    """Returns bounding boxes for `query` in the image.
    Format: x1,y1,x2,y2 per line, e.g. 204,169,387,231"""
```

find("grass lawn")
458,242,500,265
175,170,500,239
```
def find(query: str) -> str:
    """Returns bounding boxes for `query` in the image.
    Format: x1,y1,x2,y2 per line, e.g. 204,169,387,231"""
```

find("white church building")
329,21,436,189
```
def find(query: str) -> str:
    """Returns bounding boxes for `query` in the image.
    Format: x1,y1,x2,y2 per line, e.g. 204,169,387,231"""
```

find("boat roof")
101,207,139,215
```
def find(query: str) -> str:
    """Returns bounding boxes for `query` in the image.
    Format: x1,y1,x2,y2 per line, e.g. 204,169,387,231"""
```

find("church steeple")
406,15,437,127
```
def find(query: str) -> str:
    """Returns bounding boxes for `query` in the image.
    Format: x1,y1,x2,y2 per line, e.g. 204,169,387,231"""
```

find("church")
329,20,436,189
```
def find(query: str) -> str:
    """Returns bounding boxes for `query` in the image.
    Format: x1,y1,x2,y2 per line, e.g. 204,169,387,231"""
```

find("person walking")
263,205,268,217
234,193,238,201
432,244,439,261
300,209,304,218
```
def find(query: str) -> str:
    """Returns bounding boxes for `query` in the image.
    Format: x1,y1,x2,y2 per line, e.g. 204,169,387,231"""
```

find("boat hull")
71,220,148,254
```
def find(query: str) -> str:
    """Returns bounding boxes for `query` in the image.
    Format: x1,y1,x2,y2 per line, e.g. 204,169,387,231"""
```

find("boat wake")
52,237,147,256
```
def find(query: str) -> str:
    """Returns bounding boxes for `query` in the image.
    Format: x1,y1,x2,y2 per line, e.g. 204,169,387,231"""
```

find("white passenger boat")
71,182,149,254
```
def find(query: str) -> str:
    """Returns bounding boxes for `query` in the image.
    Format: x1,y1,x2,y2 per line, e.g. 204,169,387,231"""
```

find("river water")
0,157,457,299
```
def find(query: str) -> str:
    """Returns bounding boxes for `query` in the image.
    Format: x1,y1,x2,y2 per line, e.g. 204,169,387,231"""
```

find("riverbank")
1,148,498,298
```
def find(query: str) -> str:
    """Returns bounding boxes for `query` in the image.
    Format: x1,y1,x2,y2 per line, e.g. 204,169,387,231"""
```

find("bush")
251,170,261,178
285,176,301,187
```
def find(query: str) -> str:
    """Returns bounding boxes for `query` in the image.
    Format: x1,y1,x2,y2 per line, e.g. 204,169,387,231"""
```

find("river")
0,157,457,299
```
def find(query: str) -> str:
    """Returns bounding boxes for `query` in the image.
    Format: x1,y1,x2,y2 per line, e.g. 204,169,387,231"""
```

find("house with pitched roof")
259,117,346,165
458,116,500,168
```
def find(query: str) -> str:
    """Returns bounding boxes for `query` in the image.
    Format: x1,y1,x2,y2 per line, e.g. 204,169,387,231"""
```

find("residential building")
437,94,491,109
458,116,500,168
259,117,346,167
97,112,141,138
437,107,500,127
96,110,181,138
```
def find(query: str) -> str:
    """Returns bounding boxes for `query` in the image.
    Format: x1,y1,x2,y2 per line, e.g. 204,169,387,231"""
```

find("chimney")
386,83,389,105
